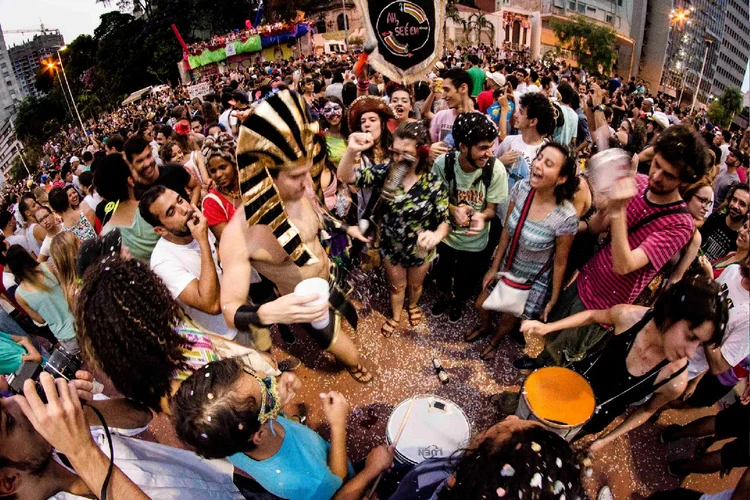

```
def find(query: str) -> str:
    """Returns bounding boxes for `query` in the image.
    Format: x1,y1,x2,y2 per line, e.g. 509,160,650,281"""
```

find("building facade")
0,25,23,177
710,0,750,97
8,30,65,98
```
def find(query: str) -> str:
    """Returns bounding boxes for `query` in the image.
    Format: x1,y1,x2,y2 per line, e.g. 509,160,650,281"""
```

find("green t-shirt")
0,332,26,375
467,66,486,97
432,152,508,252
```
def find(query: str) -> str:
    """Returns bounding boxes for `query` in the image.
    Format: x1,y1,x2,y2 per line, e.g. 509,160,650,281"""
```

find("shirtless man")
219,90,373,383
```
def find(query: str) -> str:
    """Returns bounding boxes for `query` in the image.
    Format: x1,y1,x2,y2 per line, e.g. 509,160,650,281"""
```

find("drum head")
524,367,595,427
386,395,471,464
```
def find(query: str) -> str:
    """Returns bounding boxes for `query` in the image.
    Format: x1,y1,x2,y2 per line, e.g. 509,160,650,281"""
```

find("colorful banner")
187,36,262,68
355,0,446,84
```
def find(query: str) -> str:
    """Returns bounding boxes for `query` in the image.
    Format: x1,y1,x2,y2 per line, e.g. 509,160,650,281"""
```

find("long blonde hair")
50,232,81,311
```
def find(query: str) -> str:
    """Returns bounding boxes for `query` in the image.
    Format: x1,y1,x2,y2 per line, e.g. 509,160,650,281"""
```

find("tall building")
710,0,750,97
0,25,24,176
8,30,65,98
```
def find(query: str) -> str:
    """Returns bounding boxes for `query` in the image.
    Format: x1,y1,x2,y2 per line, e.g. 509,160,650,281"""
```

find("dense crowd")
0,43,748,500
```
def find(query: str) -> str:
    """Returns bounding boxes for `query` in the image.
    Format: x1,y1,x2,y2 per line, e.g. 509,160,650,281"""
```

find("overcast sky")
0,0,116,48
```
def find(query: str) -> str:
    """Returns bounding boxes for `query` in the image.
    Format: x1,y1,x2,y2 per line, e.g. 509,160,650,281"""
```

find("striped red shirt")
578,174,694,310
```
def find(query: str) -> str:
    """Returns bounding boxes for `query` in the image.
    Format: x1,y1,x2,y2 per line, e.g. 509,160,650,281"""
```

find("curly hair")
160,139,181,164
170,358,261,459
76,258,188,411
654,125,710,183
393,120,431,174
437,423,584,500
201,132,237,168
519,92,556,137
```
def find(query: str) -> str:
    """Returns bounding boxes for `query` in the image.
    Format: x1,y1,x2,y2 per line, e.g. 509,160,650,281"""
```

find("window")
569,1,576,9
606,14,613,23
618,0,623,5
587,5,596,11
577,3,586,12
337,13,349,31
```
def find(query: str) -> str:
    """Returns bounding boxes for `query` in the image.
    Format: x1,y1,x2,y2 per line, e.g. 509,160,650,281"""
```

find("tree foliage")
549,15,617,75
707,87,744,128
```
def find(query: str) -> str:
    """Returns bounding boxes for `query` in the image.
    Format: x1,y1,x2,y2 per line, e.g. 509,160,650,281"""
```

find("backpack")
444,149,494,207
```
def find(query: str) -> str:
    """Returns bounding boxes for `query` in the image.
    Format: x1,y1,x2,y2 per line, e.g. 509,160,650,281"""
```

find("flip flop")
465,327,489,342
346,364,373,384
381,317,399,338
407,306,423,327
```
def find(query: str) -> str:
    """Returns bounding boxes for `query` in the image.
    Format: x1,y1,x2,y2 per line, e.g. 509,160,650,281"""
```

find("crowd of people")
0,41,748,500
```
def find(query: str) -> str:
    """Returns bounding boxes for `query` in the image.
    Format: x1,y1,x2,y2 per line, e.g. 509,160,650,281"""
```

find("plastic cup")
294,278,330,330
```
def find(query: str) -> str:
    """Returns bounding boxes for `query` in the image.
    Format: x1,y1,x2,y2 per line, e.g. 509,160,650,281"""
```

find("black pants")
433,242,488,303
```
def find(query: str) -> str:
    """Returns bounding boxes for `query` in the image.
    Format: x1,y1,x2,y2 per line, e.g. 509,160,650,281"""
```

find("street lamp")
690,38,713,114
44,59,74,118
56,45,89,144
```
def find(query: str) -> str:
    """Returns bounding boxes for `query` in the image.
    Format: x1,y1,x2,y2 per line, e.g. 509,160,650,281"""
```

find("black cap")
77,229,123,278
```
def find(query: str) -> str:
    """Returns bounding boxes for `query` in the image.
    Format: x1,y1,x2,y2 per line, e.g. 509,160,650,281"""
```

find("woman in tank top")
520,275,728,452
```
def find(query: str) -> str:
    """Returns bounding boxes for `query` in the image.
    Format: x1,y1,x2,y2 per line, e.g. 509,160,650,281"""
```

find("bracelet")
234,304,264,330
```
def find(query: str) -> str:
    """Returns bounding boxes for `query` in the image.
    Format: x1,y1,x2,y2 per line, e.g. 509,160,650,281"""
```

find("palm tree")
466,12,495,46
445,0,465,56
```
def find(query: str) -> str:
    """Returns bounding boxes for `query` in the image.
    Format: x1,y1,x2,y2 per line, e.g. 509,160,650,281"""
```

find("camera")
7,346,82,402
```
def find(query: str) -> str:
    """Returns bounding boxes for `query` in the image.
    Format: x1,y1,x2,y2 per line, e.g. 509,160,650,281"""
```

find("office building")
710,0,750,97
8,30,64,98
0,25,23,176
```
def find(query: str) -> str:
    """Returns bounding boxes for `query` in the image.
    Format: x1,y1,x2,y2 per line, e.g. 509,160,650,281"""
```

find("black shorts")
300,310,337,350
715,402,750,469
685,373,733,408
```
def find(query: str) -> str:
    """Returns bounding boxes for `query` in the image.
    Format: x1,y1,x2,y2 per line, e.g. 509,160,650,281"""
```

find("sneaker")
597,486,613,500
667,459,689,478
278,325,296,345
508,325,526,347
431,300,451,318
513,356,541,371
278,357,302,372
448,303,463,323
659,424,681,444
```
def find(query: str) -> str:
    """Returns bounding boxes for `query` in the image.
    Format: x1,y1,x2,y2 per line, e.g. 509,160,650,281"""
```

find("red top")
578,174,694,310
477,90,495,114
201,189,237,227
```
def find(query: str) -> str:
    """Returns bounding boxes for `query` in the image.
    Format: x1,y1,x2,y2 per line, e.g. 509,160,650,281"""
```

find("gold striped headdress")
236,90,326,266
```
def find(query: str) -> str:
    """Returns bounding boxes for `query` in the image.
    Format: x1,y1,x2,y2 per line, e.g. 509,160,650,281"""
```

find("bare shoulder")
611,304,650,335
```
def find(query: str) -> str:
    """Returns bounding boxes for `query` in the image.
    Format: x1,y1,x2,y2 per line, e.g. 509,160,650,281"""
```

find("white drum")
386,395,471,465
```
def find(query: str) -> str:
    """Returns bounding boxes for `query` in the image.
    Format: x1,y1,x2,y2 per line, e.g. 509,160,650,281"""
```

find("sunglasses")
322,105,342,118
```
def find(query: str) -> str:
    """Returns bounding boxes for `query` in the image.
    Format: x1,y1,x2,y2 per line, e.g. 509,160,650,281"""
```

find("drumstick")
366,397,416,499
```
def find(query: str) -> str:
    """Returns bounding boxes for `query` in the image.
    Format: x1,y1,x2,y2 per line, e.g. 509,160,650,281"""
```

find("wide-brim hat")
235,90,326,267
348,95,396,133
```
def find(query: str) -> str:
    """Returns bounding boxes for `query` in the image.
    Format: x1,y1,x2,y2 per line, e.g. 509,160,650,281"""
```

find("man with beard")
713,149,744,207
123,135,200,205
139,185,239,342
701,183,750,261
220,90,372,383
515,125,710,370
0,371,245,499
430,112,508,323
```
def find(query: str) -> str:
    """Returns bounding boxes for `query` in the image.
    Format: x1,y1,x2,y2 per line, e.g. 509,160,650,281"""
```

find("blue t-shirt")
228,417,353,500
486,101,514,130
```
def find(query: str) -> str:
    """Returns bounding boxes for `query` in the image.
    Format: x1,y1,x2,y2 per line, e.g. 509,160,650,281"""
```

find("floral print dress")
354,162,449,267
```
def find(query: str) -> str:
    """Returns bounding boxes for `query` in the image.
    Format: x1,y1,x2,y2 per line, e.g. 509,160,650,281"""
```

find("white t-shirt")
83,193,103,211
688,264,750,379
50,429,243,500
39,235,53,258
494,134,545,220
150,234,238,340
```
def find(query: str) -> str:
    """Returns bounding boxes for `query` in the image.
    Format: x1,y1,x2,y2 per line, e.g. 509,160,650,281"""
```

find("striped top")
578,174,694,310
501,180,578,318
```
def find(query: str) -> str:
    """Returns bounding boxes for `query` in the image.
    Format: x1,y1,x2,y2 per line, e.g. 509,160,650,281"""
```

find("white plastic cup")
294,278,330,330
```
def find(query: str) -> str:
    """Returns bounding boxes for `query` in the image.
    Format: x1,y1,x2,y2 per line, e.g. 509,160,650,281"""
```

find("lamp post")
341,0,350,52
56,46,89,144
46,61,74,119
690,39,713,114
